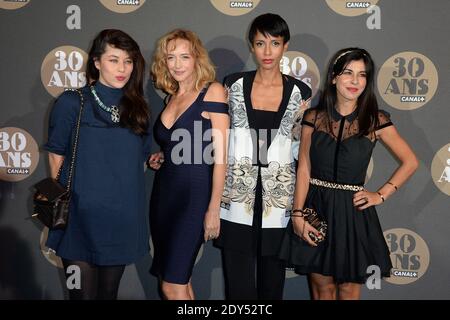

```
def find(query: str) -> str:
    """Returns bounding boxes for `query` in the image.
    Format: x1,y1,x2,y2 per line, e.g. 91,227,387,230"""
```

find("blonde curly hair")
151,29,215,95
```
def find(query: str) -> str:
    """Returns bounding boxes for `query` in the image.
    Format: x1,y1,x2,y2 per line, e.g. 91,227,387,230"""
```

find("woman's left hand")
147,152,164,170
353,190,383,210
204,208,220,242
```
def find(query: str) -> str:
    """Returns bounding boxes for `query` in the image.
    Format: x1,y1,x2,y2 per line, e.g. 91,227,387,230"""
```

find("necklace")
90,86,120,123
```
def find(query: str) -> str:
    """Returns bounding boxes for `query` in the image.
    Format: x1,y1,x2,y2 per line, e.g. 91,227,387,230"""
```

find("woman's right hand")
147,152,164,170
292,217,320,247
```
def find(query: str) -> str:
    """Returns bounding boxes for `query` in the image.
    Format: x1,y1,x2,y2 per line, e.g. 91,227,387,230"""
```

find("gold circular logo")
0,127,39,182
99,0,146,13
209,0,260,16
281,51,320,98
377,51,438,110
384,228,430,285
326,0,379,16
40,227,63,268
431,143,450,196
0,0,31,10
41,46,88,97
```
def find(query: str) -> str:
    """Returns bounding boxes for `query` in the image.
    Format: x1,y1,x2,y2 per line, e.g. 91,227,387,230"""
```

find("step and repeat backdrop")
1,0,449,299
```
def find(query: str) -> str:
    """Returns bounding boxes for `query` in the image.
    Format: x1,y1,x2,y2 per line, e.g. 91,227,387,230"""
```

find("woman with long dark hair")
44,29,152,299
279,48,418,299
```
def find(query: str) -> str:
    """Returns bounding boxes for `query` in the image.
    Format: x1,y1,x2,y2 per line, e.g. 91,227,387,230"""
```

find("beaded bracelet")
291,209,305,217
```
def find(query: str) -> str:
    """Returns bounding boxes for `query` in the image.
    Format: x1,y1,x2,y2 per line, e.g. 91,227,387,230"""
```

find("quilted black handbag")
32,89,84,230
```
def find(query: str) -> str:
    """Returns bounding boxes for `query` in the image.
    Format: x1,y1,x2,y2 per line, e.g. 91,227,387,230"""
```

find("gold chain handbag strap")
55,89,85,193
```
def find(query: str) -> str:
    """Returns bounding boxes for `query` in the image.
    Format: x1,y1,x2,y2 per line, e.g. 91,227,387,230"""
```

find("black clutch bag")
32,89,84,230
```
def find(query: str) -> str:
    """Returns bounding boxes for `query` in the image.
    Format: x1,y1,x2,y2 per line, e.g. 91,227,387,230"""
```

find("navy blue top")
44,81,152,265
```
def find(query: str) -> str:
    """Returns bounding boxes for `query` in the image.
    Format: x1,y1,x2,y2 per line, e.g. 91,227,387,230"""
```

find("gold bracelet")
377,191,385,202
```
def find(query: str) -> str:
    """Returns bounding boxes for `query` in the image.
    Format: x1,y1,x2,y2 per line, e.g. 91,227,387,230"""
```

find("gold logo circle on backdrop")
281,51,320,98
384,228,430,285
377,51,438,110
326,0,379,16
40,227,63,268
0,127,39,182
41,46,88,98
210,0,260,16
0,0,31,10
99,0,146,13
431,143,450,196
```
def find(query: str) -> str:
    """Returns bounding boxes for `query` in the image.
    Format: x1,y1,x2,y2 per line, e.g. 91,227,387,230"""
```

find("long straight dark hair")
86,29,150,135
317,47,379,136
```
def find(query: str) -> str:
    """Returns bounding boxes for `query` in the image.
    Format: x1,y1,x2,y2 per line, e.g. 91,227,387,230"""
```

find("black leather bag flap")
34,178,68,202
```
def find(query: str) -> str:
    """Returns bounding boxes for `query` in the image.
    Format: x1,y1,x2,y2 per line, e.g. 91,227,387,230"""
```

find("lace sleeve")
375,110,393,131
291,102,314,161
301,108,317,128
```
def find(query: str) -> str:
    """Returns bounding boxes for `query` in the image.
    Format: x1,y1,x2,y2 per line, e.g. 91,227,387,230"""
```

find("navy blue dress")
150,86,228,284
45,81,152,266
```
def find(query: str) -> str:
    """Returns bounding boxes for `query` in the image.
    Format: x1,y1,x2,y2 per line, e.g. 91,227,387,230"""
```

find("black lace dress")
279,107,393,284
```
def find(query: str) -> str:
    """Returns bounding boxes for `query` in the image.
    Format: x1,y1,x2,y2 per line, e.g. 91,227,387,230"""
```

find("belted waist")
309,178,364,192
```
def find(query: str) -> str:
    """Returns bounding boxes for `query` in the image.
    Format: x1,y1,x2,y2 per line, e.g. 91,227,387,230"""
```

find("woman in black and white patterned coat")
214,13,311,300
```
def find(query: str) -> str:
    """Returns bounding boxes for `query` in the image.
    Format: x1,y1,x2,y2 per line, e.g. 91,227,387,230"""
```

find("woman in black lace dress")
279,48,419,300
